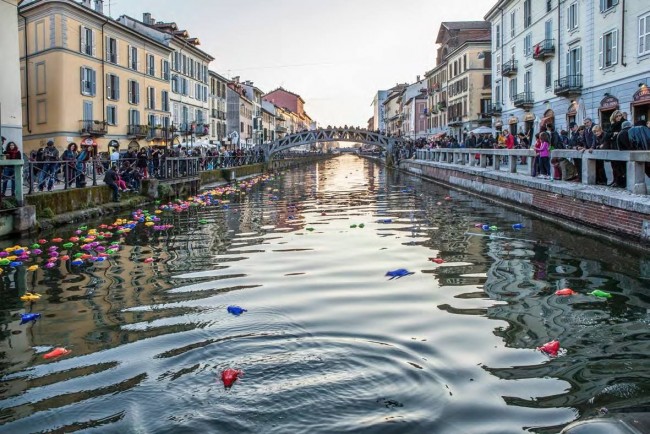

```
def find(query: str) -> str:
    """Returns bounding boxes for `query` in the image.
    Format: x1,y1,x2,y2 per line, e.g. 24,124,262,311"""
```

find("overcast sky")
108,0,496,126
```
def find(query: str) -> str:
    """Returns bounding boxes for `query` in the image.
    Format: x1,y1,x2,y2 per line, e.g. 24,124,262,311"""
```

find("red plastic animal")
537,340,560,357
429,258,445,264
221,368,243,388
555,288,577,296
43,347,71,359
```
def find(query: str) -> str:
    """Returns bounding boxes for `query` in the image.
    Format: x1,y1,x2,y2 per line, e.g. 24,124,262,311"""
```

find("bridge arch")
262,128,408,162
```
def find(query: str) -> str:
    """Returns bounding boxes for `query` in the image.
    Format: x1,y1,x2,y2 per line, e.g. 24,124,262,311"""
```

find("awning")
508,116,519,125
80,137,98,147
128,140,140,151
540,115,554,128
431,131,447,140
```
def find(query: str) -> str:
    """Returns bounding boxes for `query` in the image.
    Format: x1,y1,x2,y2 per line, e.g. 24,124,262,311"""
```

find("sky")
107,0,496,127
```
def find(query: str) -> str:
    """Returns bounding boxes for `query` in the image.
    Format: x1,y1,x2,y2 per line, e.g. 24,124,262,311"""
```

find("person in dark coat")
103,164,120,202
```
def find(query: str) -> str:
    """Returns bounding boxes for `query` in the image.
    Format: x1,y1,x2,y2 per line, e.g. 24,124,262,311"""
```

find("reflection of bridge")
263,128,407,161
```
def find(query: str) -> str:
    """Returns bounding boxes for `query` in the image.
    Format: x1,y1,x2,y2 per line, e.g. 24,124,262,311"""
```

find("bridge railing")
414,148,650,195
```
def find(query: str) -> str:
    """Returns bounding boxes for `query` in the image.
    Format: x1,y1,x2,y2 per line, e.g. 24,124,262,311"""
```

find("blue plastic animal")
512,223,524,230
385,269,414,279
227,305,247,316
378,219,393,224
20,313,41,325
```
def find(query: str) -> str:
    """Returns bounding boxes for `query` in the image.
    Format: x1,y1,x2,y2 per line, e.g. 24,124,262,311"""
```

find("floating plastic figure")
429,258,445,264
385,269,414,279
512,223,524,230
358,224,365,228
589,290,612,299
306,228,314,232
221,368,243,388
144,258,154,263
43,347,71,359
27,265,39,272
51,238,63,243
444,196,452,200
20,293,41,302
489,226,498,231
482,224,490,231
63,242,74,249
20,313,41,325
537,340,560,357
378,219,392,223
227,306,247,316
474,223,484,228
71,259,84,266
555,288,577,296
350,224,357,228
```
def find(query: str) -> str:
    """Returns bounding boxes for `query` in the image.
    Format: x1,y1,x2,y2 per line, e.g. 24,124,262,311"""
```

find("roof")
436,21,491,44
263,87,305,104
208,70,229,82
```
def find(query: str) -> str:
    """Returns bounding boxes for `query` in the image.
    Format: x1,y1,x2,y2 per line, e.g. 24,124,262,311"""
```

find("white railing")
414,148,650,195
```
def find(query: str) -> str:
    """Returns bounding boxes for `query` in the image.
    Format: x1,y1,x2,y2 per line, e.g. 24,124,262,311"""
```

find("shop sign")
600,96,619,110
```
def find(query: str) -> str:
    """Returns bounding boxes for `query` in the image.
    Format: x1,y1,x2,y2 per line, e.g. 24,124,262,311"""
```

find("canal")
0,154,649,433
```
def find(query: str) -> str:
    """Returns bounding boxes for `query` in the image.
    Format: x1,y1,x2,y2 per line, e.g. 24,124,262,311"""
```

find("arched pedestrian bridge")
263,128,408,162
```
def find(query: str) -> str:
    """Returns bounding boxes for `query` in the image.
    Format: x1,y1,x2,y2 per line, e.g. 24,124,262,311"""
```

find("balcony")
512,92,534,109
488,104,502,116
148,126,169,140
127,124,149,138
436,100,447,111
80,120,107,136
532,39,555,60
477,113,492,122
554,74,583,97
276,125,287,133
501,59,518,77
448,117,463,127
195,123,209,136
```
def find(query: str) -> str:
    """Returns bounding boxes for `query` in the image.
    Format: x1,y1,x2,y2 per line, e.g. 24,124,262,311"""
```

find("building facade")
401,80,428,140
263,87,314,133
117,13,213,148
241,81,264,146
2,0,24,150
371,90,388,132
208,70,228,146
485,0,650,137
425,63,449,140
261,100,276,143
18,0,174,154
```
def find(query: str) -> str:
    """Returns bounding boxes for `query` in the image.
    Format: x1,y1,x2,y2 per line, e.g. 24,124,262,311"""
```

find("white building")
485,0,650,138
371,90,388,132
402,80,428,140
209,70,228,146
1,0,24,149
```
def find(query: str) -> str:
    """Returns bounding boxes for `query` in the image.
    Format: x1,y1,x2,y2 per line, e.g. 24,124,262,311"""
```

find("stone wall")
400,160,650,245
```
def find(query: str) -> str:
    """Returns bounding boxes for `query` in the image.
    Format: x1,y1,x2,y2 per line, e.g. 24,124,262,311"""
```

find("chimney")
232,76,240,84
82,0,92,8
143,13,152,24
416,75,420,82
94,0,103,13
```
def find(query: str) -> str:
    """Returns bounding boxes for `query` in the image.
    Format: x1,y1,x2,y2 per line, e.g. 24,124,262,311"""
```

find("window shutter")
106,73,111,97
128,45,132,69
105,35,109,60
577,47,582,74
135,83,140,105
115,76,120,100
599,0,604,12
80,66,85,94
80,26,86,53
640,17,645,55
599,35,603,68
612,30,618,65
91,69,96,96
128,80,132,103
91,30,97,57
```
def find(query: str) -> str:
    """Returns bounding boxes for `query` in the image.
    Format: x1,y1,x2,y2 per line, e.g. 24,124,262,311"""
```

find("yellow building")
19,0,173,155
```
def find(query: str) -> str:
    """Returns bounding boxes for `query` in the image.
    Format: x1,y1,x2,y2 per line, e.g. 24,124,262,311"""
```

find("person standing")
535,132,551,177
61,143,78,187
38,140,59,191
2,141,21,196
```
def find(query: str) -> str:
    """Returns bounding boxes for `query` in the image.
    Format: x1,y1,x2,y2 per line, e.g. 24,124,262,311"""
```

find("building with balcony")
261,100,276,144
241,80,264,146
118,13,213,148
425,63,448,140
371,90,388,132
227,79,253,148
401,79,428,140
208,70,228,146
263,87,314,134
18,0,173,154
486,0,650,137
2,0,24,150
274,106,290,139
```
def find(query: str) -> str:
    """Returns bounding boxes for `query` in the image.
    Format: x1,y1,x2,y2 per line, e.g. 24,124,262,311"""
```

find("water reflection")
0,155,648,433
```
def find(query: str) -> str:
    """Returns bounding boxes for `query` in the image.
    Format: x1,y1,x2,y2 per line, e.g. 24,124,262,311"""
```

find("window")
600,30,618,68
147,86,156,109
524,70,532,93
195,83,202,100
547,0,552,12
495,24,501,48
146,54,155,76
82,100,93,122
105,36,118,63
128,80,140,104
80,67,96,96
107,105,117,125
161,90,169,111
483,74,491,88
106,73,119,100
495,84,501,103
148,114,156,127
240,121,244,133
567,46,582,76
128,45,139,71
545,61,552,88
639,13,650,56
509,77,517,100
510,12,516,37
568,2,578,31
600,0,618,12
496,52,501,74
172,76,178,93
162,59,170,80
80,26,95,57
523,0,532,28
128,109,140,126
524,33,532,56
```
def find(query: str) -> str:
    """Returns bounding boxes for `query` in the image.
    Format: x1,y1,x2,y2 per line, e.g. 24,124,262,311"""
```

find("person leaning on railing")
2,141,21,197
61,143,78,188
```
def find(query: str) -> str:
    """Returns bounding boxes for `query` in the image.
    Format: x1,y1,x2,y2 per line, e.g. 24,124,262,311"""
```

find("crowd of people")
389,113,650,186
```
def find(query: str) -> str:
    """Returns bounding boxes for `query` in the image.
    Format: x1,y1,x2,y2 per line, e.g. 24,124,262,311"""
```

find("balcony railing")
533,39,555,60
127,124,149,138
437,101,447,111
80,120,108,136
501,59,518,76
148,126,169,140
195,123,209,136
554,74,583,97
488,104,502,115
512,92,534,109
448,117,463,127
276,125,287,133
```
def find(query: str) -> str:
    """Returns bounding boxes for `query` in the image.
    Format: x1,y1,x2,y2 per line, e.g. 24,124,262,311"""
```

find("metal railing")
533,39,555,59
512,92,534,108
501,59,518,76
414,148,650,195
127,125,149,138
554,74,583,96
80,120,108,136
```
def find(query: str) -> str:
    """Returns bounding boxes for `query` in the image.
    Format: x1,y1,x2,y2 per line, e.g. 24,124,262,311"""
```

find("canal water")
0,154,649,434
